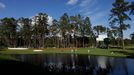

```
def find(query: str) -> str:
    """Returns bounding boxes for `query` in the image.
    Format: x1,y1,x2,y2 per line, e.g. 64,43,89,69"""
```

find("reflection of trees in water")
95,56,113,75
93,56,127,75
13,54,46,65
12,54,129,75
88,55,98,75
94,57,128,75
111,58,128,75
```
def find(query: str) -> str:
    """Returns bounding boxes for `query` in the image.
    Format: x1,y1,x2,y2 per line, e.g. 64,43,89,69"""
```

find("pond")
5,54,134,75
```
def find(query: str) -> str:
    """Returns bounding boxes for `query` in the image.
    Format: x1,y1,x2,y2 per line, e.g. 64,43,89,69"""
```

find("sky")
0,0,134,38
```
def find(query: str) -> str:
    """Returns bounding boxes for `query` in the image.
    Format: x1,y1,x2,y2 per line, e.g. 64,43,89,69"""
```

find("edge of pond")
1,52,134,60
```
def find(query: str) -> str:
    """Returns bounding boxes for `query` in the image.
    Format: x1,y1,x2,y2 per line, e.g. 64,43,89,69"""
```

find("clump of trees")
109,0,134,49
104,38,111,49
0,0,133,49
0,13,95,48
130,32,134,44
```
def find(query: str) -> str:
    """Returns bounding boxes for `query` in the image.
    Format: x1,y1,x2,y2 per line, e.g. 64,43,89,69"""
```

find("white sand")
8,48,28,50
33,50,43,52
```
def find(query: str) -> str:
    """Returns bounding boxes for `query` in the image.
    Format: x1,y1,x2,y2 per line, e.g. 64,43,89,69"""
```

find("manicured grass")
0,48,134,58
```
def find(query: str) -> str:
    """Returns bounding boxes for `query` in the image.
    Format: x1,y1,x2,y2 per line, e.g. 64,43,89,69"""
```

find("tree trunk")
42,36,45,48
119,18,125,50
83,38,84,47
121,30,125,50
94,37,97,48
58,37,60,48
76,39,77,48
56,37,58,48
73,38,75,48
28,39,30,48
64,37,66,48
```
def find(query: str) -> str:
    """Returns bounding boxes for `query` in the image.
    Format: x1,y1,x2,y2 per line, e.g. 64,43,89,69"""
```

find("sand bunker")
33,50,43,52
8,48,28,50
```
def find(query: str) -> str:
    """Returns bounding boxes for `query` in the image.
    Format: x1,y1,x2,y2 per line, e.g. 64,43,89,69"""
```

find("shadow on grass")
126,48,134,50
110,46,122,49
111,51,134,58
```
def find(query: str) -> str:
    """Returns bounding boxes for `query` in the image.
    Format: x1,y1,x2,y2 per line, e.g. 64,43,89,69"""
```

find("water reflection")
12,54,134,75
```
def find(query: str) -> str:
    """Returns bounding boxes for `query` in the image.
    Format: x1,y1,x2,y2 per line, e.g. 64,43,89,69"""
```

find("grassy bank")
0,48,134,58
0,54,18,60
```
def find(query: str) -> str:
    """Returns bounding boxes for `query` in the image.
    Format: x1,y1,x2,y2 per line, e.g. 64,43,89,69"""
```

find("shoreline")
0,48,134,58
